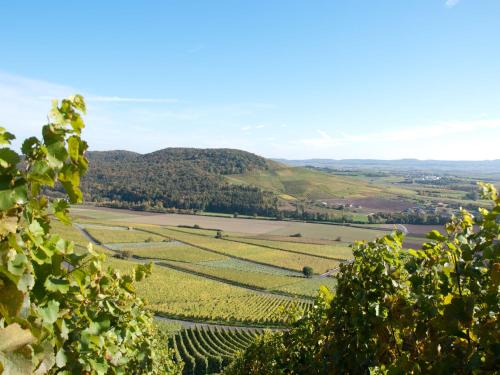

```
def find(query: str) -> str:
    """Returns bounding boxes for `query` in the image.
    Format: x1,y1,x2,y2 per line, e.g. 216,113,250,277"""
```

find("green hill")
82,148,278,215
226,166,412,201
80,148,414,218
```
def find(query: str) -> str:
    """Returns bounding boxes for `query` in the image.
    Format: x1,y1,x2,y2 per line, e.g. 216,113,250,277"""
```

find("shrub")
302,266,314,278
116,250,133,259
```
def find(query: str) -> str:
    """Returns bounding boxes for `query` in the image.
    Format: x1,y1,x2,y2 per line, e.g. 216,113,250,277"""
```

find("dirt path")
154,316,285,332
319,259,354,278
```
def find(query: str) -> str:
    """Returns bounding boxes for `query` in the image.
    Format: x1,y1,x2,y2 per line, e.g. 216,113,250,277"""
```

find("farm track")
154,316,285,332
73,224,312,302
74,224,115,252
221,237,349,262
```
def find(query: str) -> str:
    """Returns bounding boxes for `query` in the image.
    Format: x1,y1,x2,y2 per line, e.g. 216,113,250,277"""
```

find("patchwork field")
70,206,391,241
50,206,392,373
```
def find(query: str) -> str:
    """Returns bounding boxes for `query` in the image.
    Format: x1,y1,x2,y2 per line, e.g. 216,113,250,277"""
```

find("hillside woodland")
81,149,278,216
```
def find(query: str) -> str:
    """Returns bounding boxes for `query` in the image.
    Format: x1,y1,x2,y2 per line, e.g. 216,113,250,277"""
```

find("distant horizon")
85,147,500,163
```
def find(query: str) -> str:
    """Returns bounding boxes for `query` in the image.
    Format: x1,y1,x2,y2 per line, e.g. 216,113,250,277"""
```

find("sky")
1,0,500,160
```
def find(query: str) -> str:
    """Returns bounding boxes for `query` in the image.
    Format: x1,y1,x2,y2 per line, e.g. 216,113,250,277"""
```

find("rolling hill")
80,147,415,217
81,148,279,216
226,166,412,201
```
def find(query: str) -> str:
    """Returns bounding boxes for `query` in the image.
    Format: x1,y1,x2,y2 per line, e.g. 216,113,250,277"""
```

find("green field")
107,257,309,325
84,226,165,243
51,206,352,374
266,222,388,242
226,166,413,201
141,227,340,273
113,242,226,263
225,237,353,260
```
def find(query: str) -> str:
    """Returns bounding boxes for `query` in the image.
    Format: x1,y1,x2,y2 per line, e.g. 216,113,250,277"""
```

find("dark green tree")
302,266,314,278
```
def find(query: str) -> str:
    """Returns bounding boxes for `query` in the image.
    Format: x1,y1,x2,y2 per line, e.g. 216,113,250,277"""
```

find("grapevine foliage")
0,96,182,374
225,185,500,374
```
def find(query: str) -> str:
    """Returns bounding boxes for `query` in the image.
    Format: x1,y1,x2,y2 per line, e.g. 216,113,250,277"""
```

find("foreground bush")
0,96,181,374
226,184,499,374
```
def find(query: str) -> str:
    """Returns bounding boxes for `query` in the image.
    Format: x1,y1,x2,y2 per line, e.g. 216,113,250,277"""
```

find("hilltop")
82,148,279,216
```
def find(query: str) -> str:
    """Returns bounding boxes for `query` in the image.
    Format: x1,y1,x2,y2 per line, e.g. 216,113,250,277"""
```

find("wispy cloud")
85,96,180,103
0,71,277,154
445,0,460,8
241,124,266,132
38,95,180,104
299,119,500,149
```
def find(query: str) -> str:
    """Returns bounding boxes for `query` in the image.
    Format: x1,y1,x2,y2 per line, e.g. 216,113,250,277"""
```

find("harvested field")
71,206,387,242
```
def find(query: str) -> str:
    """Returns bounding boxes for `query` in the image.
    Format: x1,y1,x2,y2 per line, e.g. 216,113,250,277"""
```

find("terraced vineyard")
52,209,349,373
73,223,339,297
84,226,165,243
161,260,303,291
224,237,354,260
140,226,339,273
170,326,260,375
107,257,310,325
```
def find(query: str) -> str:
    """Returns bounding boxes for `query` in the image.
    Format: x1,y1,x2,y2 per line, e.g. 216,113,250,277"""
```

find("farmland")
50,206,388,373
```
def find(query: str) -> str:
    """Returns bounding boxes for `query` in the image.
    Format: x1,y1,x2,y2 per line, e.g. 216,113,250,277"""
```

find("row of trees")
368,210,451,225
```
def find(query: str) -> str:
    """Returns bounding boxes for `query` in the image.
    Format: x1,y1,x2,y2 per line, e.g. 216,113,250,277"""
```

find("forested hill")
81,148,279,215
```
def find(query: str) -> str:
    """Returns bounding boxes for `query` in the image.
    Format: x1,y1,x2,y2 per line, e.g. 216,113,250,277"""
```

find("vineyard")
105,257,311,324
169,326,261,375
76,223,339,297
50,210,347,373
138,226,340,273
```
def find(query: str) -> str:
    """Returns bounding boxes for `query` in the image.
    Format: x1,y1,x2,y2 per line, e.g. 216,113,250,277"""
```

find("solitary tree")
302,266,314,278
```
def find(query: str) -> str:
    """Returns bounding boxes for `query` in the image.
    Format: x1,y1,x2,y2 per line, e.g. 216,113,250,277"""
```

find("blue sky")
1,0,500,159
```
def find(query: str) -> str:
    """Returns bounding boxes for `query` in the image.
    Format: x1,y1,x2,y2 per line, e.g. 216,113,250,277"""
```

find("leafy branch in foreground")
0,96,181,374
225,183,499,374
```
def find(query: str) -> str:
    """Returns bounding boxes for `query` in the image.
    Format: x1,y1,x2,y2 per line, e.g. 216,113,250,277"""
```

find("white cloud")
445,0,460,8
240,124,266,132
297,119,500,154
85,96,179,103
0,71,277,153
